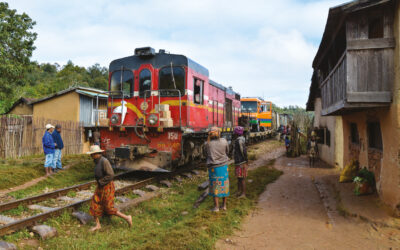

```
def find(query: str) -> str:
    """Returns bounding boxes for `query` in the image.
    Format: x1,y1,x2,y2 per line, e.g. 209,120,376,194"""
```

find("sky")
9,0,346,107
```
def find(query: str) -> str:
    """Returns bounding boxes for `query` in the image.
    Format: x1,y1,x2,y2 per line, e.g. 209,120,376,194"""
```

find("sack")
339,159,359,183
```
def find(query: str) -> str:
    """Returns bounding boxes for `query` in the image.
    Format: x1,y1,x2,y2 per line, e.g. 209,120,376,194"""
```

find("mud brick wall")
367,148,382,183
348,143,360,162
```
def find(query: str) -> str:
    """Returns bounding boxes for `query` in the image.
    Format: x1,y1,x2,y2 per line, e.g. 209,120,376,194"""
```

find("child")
233,126,248,198
285,135,290,153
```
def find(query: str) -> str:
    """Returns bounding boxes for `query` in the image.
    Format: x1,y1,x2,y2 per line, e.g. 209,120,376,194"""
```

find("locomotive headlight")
111,114,119,124
148,114,158,125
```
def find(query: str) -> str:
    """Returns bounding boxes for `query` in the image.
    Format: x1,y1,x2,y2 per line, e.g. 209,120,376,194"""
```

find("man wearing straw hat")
42,124,56,176
86,145,132,232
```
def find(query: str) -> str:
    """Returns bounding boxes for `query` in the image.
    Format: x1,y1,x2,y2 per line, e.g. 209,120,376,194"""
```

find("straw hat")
45,124,55,129
86,145,104,155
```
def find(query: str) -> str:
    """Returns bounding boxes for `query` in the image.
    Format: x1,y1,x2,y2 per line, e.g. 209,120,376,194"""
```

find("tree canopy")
0,2,37,95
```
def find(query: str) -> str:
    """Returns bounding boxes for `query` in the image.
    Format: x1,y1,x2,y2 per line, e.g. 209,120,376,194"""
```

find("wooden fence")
0,115,83,158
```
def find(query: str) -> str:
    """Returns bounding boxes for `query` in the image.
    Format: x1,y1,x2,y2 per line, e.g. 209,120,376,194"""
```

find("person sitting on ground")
86,145,132,232
204,127,230,212
52,124,64,172
233,126,248,198
307,136,318,167
42,124,56,176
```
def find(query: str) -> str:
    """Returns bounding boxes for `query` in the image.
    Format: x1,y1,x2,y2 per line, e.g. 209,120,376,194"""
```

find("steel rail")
0,171,134,213
0,177,155,236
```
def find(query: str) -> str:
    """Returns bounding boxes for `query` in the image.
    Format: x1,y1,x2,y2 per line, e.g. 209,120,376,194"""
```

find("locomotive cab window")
241,101,257,113
139,69,151,97
159,66,185,97
193,78,203,104
110,70,133,97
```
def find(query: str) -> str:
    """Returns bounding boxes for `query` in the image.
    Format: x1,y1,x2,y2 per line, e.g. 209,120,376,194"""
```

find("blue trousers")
53,149,62,169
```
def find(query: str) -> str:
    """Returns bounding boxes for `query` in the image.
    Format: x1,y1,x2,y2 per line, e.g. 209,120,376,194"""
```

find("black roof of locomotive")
109,52,209,77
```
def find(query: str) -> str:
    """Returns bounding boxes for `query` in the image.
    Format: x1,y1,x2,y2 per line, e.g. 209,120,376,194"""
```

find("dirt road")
217,155,400,250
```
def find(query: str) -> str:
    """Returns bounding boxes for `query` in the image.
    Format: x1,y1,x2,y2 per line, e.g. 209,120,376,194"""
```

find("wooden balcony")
320,49,393,116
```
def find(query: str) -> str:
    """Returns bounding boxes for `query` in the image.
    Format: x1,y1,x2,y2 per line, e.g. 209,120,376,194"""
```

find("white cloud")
8,0,345,107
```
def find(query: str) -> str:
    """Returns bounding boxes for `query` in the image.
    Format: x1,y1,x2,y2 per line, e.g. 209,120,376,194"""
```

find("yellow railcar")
240,97,272,132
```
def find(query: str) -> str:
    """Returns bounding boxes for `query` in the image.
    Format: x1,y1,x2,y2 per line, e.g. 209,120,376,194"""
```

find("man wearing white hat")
42,124,56,176
86,145,132,232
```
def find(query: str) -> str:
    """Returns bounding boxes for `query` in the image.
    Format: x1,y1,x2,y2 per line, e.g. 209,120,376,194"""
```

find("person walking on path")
52,124,64,171
233,126,248,198
42,124,56,176
204,127,230,212
307,135,319,167
86,145,132,232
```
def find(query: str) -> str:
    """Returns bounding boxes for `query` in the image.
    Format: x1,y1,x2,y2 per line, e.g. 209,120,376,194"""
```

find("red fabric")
89,181,118,217
235,164,247,178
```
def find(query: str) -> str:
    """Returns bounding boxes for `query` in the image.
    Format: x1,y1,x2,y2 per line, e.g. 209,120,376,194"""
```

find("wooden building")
307,0,400,213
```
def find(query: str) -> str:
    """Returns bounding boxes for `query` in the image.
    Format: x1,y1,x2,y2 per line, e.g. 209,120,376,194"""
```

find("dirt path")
0,164,72,198
217,155,400,250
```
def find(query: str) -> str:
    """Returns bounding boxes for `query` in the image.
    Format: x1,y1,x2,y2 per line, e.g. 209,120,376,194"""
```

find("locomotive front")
100,47,198,171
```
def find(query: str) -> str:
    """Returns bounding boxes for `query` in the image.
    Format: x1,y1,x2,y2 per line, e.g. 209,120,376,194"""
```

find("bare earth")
217,152,400,250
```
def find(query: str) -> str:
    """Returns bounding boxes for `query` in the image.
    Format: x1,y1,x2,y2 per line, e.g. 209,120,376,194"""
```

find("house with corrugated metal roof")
4,86,109,154
31,86,108,128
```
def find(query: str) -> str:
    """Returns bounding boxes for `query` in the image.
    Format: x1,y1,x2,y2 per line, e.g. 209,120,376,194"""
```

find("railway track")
0,140,274,237
0,169,176,236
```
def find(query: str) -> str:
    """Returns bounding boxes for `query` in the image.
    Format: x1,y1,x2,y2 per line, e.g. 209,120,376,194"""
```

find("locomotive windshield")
110,70,133,97
139,69,151,97
159,66,185,97
241,101,258,113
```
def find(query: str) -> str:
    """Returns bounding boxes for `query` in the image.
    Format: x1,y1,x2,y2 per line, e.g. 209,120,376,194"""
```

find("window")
369,17,384,39
110,70,133,97
350,123,359,144
159,66,185,97
368,122,383,150
241,101,257,113
139,69,151,97
325,128,331,146
316,128,325,144
193,78,203,104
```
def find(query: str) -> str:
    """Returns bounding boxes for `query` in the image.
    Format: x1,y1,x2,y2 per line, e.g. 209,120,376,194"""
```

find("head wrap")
234,126,244,136
209,126,220,138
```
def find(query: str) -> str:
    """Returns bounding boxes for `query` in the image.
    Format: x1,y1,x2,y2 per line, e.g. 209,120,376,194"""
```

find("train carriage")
100,47,240,171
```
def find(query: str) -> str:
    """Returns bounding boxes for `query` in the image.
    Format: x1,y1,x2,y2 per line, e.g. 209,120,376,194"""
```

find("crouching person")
204,127,230,212
233,126,248,198
86,145,132,232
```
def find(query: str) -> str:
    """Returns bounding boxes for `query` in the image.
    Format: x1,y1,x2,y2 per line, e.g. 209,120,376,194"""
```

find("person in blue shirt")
52,124,64,171
42,124,56,176
285,135,290,153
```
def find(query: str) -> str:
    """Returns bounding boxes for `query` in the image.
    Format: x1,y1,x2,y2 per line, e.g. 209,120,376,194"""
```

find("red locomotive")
100,47,240,171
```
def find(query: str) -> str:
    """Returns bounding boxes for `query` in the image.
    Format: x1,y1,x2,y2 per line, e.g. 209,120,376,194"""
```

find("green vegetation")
0,3,108,114
6,155,93,199
0,154,91,192
1,162,282,249
0,2,37,112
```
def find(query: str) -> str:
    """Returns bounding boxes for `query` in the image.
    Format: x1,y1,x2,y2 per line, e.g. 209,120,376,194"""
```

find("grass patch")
0,154,89,191
4,162,282,249
8,156,93,199
247,139,284,161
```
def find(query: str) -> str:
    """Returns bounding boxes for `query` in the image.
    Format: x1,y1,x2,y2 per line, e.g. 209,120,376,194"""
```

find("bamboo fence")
0,115,83,158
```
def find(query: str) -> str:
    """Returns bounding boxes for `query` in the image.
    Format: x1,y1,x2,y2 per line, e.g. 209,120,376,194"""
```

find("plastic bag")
339,159,359,183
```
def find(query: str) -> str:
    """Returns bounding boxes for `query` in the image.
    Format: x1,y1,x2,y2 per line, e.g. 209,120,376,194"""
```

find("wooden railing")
320,52,347,111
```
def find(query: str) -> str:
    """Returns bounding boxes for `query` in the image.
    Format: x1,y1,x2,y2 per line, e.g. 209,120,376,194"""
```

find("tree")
0,2,37,112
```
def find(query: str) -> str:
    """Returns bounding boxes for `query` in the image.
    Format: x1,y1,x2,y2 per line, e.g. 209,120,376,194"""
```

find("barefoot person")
86,145,132,231
233,126,248,198
204,127,230,212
